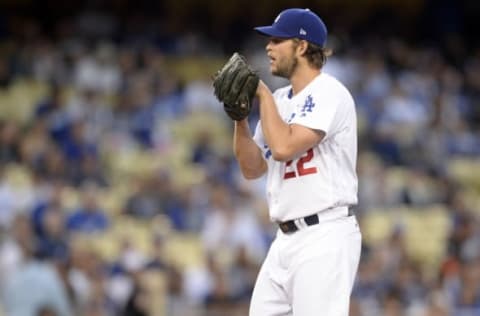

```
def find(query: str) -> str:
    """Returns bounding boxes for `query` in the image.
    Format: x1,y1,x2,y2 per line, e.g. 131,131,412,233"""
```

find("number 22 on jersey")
283,148,317,179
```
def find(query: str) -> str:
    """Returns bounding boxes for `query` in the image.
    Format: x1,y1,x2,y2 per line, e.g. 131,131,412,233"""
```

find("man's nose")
266,41,272,52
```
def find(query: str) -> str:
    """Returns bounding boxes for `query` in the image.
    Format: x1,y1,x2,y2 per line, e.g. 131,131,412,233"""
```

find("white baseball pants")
249,211,361,316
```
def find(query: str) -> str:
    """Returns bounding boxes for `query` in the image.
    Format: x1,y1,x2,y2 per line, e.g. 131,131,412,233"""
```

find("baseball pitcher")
213,8,361,316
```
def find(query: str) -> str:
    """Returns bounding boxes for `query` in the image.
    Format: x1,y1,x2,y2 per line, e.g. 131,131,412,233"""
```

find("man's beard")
272,56,298,78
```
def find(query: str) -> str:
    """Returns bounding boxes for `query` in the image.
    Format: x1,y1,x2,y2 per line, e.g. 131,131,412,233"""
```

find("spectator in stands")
66,183,109,233
0,120,21,164
34,85,73,146
2,214,73,316
201,185,266,264
36,205,69,262
123,175,162,219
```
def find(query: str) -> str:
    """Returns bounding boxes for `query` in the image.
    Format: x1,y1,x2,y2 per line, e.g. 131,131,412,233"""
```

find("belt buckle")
279,221,297,233
279,222,290,233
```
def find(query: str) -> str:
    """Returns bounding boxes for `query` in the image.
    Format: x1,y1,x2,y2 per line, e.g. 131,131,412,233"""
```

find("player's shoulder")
315,72,354,102
316,72,348,91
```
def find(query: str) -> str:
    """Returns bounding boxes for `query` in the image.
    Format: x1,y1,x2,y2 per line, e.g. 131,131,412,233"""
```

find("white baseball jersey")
253,72,358,222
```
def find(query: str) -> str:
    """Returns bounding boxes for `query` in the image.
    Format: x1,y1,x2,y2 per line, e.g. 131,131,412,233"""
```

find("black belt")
278,207,354,234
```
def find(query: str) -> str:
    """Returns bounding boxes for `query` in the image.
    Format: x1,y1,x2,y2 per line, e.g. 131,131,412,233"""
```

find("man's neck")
290,67,321,96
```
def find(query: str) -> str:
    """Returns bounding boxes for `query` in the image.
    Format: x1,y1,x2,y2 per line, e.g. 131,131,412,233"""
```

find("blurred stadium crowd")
1,1,480,316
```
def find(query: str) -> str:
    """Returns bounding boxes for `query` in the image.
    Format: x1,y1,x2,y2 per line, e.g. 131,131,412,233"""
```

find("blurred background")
0,0,479,315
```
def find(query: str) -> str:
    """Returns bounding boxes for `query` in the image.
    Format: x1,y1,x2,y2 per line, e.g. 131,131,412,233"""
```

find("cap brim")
254,26,292,39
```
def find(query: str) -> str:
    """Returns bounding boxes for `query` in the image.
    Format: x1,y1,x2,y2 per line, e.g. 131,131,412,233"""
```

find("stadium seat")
448,158,480,191
360,208,394,246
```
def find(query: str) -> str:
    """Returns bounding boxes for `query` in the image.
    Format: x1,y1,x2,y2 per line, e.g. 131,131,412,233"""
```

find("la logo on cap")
274,13,282,23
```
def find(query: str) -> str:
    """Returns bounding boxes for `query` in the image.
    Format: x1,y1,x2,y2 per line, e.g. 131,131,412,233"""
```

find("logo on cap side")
299,28,307,35
274,13,282,23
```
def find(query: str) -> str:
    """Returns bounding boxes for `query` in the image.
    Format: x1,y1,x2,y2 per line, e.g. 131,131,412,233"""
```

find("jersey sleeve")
290,88,341,137
253,120,273,161
253,86,288,149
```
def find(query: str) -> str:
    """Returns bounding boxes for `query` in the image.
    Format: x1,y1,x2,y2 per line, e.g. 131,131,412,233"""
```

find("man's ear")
296,40,308,56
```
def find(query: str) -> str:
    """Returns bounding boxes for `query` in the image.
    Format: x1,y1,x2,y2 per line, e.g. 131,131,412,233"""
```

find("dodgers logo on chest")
284,94,315,123
300,95,315,117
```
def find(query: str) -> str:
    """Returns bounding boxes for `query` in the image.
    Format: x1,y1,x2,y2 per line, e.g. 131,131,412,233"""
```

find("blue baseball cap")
254,8,328,47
